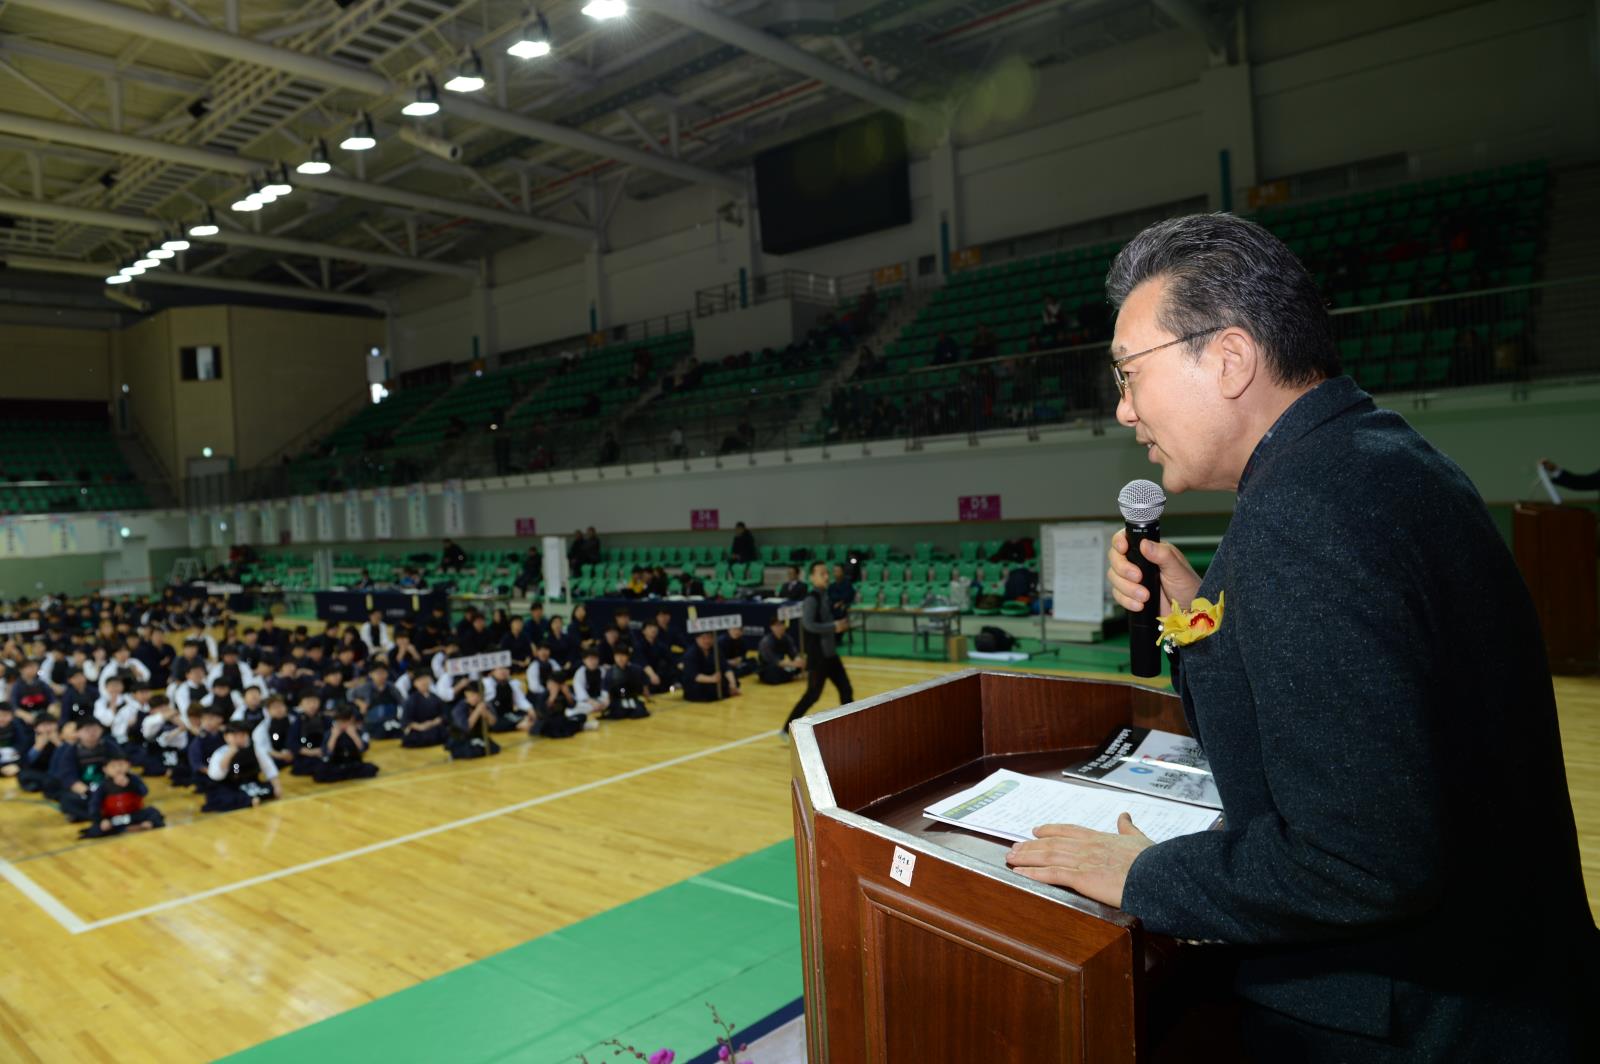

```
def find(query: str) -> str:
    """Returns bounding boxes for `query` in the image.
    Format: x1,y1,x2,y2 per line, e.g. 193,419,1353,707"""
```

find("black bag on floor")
975,626,1016,653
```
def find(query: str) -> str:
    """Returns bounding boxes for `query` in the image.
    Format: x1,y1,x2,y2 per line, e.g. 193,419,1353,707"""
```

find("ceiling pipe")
0,194,479,279
631,0,945,131
0,110,592,242
8,0,743,197
3,254,389,312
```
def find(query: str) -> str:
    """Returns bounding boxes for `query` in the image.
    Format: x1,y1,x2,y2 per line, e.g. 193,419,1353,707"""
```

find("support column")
1198,62,1257,211
930,134,960,280
472,258,498,370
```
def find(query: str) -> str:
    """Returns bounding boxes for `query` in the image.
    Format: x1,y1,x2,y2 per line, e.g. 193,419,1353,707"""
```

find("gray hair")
1105,213,1340,386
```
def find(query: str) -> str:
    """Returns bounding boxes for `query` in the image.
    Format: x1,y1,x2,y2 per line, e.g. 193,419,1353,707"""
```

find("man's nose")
1116,389,1138,428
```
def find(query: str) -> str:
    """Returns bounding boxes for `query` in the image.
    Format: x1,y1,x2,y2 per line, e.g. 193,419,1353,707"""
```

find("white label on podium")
890,845,916,887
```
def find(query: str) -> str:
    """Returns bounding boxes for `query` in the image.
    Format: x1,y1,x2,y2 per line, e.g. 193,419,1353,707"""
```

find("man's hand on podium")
1005,813,1154,908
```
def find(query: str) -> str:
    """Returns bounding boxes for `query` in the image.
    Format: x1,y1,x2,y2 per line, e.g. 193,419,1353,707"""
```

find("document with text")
924,768,1221,844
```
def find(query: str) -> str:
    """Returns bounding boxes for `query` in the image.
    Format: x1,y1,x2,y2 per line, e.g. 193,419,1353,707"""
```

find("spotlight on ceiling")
147,247,175,260
444,50,486,93
231,194,262,212
582,0,627,20
133,257,160,269
105,274,131,285
340,112,377,151
507,12,552,58
297,139,332,175
262,165,293,197
188,209,220,237
402,76,441,117
120,264,146,276
162,232,191,252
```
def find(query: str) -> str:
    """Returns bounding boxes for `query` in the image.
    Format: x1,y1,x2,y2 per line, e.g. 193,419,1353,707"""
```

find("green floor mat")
227,841,802,1064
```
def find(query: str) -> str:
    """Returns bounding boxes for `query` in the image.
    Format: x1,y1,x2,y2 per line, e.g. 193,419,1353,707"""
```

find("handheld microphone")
1118,479,1166,677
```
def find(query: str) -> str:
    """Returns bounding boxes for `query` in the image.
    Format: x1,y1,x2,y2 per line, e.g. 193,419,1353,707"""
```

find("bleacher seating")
836,161,1551,444
0,414,148,514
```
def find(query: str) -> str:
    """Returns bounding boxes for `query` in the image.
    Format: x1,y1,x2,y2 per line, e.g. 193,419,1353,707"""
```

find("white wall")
386,0,1599,376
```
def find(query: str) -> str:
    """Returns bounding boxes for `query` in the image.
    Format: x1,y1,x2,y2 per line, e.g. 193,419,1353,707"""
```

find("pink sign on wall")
958,494,1002,521
691,508,720,531
515,517,537,536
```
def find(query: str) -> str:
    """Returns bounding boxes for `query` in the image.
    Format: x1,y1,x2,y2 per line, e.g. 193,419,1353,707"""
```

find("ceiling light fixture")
162,233,191,252
231,195,261,212
134,257,160,269
188,209,220,237
106,274,131,285
147,247,175,260
340,112,377,151
121,264,146,276
402,76,441,117
507,12,552,58
297,139,332,175
263,165,293,198
582,0,627,20
444,50,486,92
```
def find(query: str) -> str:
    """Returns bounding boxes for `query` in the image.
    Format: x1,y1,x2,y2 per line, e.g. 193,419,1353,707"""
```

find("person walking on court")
783,561,854,735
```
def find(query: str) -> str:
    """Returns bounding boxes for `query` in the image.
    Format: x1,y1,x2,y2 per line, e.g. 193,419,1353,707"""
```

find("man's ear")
1215,327,1258,400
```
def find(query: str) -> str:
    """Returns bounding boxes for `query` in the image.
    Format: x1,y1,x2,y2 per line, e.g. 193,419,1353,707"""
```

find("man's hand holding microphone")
1106,529,1201,617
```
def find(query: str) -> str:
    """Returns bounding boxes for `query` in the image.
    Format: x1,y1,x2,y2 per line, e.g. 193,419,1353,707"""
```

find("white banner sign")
406,484,429,538
1046,523,1116,623
0,618,41,634
187,511,205,549
96,513,119,552
288,497,309,543
776,603,804,621
259,504,279,545
443,650,512,676
315,493,336,541
442,479,466,537
687,613,743,633
0,519,22,558
204,582,244,594
233,503,251,546
344,489,364,540
210,511,229,548
49,516,77,554
372,487,393,540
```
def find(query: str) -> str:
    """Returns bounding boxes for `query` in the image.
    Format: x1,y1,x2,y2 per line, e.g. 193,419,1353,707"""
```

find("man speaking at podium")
1006,215,1596,1060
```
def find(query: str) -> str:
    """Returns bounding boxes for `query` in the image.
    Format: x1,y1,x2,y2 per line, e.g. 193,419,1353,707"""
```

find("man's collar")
1237,375,1371,495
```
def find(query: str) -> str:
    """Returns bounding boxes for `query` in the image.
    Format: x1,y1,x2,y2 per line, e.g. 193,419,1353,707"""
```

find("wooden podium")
1513,503,1598,674
790,669,1224,1063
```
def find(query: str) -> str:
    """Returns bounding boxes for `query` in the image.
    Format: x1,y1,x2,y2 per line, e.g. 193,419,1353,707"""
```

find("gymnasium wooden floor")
0,657,1595,1063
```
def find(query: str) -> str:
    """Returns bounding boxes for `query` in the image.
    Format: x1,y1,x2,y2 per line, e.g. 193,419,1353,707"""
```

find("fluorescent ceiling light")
134,257,160,268
162,236,190,251
188,221,219,237
231,197,261,212
148,248,174,260
106,274,130,285
121,265,146,276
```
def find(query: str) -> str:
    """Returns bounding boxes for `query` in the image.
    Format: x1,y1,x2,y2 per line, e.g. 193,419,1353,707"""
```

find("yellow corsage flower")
1156,592,1224,649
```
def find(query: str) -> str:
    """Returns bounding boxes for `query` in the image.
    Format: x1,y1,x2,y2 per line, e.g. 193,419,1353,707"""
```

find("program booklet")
1062,727,1221,810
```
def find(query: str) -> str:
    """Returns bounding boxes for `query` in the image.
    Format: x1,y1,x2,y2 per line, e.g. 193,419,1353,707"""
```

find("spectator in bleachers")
581,527,602,566
440,539,468,573
856,344,879,377
933,330,961,365
1042,293,1064,345
731,521,757,564
972,322,999,361
779,566,807,601
828,564,856,619
513,548,540,598
668,425,687,459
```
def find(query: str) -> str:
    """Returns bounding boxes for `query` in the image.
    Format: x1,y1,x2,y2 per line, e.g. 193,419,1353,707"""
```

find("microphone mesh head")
1118,479,1166,524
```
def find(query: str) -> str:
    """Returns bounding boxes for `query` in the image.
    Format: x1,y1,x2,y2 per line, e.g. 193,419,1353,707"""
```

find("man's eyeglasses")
1110,327,1222,397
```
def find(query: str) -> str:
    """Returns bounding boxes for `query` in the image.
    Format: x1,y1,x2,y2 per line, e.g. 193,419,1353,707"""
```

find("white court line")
688,875,798,911
0,856,88,934
4,727,780,935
